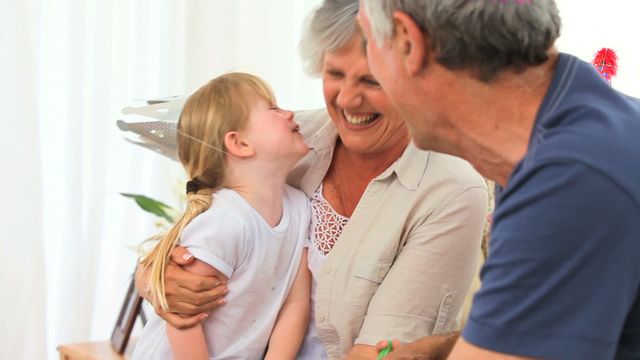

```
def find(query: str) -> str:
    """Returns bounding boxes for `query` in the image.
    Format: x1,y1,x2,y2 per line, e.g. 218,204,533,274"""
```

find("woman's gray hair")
362,0,562,82
299,0,360,76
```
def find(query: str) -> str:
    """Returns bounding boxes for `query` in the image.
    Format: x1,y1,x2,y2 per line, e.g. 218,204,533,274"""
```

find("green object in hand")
376,340,393,359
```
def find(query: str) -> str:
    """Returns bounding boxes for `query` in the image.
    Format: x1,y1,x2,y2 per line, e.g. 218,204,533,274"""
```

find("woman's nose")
336,84,362,109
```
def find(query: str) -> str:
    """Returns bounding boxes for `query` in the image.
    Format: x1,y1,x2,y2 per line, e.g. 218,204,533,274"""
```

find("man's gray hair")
299,0,360,76
362,0,561,81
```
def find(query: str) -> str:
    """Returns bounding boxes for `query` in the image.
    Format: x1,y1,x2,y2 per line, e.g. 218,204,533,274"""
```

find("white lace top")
298,183,350,360
310,183,349,255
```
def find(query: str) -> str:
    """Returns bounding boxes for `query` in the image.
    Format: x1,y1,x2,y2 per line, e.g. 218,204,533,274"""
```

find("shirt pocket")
350,259,393,319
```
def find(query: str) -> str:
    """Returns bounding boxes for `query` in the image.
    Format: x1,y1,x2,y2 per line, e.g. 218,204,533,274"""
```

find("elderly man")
357,1,640,359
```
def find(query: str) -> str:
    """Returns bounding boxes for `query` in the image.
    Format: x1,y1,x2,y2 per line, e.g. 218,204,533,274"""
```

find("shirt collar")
310,120,339,151
376,141,431,191
310,120,430,191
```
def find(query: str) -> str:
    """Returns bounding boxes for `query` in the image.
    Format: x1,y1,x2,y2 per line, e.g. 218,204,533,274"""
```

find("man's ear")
393,11,428,75
224,131,255,158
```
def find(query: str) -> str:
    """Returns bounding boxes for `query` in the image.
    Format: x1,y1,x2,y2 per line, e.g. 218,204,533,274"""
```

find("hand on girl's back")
154,246,228,329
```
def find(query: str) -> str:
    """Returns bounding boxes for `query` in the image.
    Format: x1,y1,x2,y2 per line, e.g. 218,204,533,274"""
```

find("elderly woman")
136,0,487,359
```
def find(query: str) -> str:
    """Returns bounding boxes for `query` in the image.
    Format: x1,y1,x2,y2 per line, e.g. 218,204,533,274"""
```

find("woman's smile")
341,109,381,128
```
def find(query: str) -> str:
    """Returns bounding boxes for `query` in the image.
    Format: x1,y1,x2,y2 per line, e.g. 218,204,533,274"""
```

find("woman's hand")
135,246,229,329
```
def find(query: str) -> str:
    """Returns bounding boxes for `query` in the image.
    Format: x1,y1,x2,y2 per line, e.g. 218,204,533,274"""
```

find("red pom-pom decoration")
592,48,618,84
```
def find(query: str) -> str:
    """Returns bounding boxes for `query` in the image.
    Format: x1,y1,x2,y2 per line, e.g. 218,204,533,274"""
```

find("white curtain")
2,0,640,359
1,1,47,359
0,0,322,359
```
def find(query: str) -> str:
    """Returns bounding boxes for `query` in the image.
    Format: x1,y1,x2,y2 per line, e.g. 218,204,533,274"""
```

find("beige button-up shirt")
288,110,488,359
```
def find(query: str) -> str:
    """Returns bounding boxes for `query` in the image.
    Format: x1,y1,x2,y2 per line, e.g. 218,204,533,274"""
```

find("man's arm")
460,162,640,358
448,338,535,360
135,246,228,329
373,333,459,360
373,334,533,360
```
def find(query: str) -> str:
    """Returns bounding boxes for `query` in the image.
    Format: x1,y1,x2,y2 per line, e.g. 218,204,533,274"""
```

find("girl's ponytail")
140,186,216,310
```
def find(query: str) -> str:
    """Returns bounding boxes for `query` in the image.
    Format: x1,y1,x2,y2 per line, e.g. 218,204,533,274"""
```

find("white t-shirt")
132,186,310,360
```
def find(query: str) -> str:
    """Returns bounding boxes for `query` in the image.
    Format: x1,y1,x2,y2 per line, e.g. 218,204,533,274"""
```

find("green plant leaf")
120,193,175,223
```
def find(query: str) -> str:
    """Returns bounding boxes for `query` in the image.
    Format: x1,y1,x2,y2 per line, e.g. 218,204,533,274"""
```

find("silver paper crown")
117,97,184,161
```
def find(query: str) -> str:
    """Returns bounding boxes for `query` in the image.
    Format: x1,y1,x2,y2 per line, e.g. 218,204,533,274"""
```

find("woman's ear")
393,10,428,76
223,131,255,158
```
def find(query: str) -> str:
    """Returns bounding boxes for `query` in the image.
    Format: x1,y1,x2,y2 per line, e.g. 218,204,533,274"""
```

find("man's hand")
375,339,425,360
135,246,228,329
375,333,459,360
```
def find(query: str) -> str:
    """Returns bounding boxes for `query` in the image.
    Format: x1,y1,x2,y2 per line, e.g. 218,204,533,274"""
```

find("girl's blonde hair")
139,72,276,310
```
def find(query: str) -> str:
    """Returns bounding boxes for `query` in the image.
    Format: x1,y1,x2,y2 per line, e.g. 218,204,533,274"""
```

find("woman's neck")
333,137,409,181
321,138,409,218
225,162,288,227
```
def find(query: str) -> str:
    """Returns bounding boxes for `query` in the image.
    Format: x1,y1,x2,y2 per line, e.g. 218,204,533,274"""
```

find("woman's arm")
166,258,229,360
264,249,311,360
134,246,229,329
343,344,379,359
352,186,488,355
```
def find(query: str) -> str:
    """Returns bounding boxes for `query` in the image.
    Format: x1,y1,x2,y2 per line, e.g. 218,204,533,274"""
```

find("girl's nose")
283,109,294,121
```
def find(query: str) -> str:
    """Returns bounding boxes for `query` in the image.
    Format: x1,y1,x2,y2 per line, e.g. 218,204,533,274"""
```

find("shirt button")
444,297,453,305
324,267,332,274
319,315,326,322
378,270,386,278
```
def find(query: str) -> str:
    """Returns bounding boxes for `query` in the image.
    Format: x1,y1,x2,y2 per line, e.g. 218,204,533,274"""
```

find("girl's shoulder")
182,189,249,240
283,184,310,208
283,185,311,229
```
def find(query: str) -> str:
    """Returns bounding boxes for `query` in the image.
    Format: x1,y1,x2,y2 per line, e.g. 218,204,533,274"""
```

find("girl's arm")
135,246,228,329
166,258,229,360
264,249,311,360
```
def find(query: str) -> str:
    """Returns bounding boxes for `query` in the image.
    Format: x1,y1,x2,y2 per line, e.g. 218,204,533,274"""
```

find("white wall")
182,0,325,111
555,0,640,97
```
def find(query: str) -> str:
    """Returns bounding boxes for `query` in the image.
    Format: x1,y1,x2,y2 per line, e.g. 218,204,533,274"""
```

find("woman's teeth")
344,112,379,125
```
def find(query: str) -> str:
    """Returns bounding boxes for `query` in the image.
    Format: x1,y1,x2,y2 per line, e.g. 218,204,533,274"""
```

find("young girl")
131,73,312,360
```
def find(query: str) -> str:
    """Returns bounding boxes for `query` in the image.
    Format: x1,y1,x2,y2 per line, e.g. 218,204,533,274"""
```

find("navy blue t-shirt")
463,53,640,359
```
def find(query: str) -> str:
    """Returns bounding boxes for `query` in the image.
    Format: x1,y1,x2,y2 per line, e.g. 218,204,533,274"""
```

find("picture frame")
110,274,146,354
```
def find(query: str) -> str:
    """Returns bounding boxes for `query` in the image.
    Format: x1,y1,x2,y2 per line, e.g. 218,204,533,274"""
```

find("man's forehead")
355,6,369,33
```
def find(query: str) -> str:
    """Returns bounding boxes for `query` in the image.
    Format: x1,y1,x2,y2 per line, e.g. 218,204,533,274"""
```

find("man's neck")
432,53,559,187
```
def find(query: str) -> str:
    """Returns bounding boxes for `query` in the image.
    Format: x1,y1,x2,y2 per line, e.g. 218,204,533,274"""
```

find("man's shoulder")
526,76,640,204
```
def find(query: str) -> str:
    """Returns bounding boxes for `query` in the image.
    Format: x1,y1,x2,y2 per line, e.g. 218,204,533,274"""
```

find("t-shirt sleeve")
179,209,247,279
463,161,640,359
285,185,312,249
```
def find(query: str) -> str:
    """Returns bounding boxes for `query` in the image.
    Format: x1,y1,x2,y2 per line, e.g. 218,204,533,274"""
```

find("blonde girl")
131,72,311,360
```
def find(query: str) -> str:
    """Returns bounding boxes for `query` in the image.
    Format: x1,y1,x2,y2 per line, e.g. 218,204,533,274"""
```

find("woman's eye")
363,78,380,87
